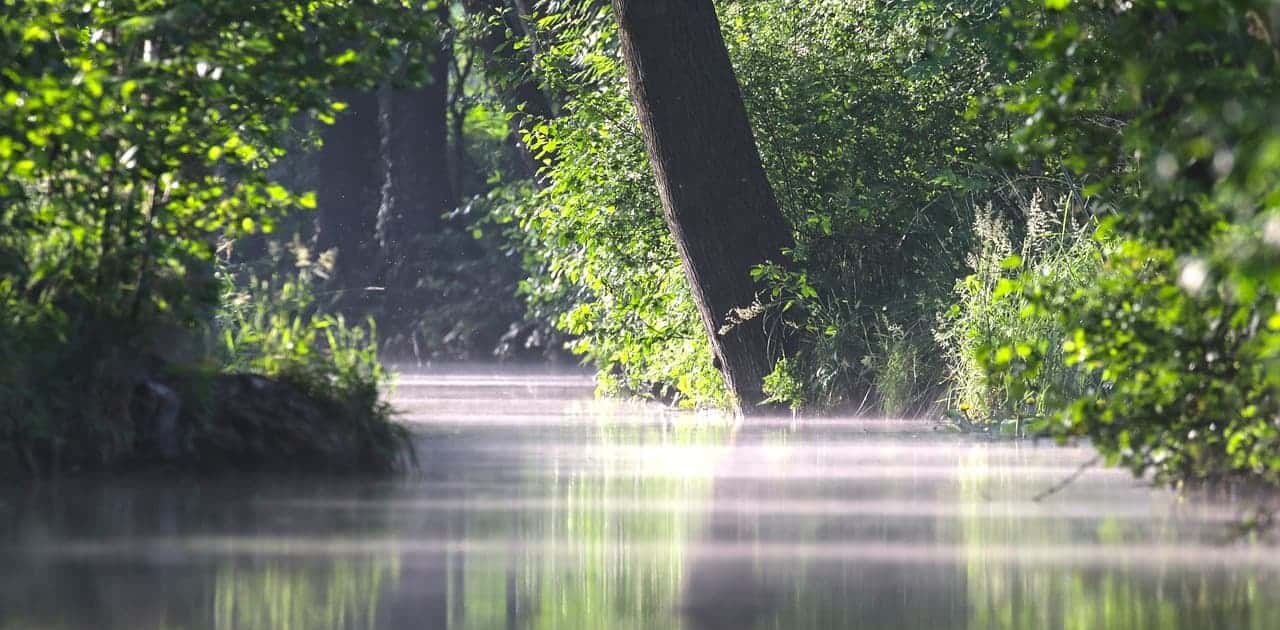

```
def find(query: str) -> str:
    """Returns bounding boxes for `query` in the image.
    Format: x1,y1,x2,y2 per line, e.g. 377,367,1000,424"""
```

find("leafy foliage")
494,0,1280,488
979,0,1280,485
208,242,406,472
216,239,388,423
0,0,437,473
498,0,1017,411
5,0,1279,489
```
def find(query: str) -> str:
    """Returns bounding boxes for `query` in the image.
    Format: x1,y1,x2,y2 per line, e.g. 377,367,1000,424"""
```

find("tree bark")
611,0,795,414
315,88,381,305
378,43,455,261
378,9,458,332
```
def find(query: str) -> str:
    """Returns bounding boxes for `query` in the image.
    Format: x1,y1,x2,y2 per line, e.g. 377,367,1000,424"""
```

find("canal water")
1,370,1277,629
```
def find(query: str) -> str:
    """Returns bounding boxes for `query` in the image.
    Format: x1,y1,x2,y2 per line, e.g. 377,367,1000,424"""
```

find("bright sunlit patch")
1177,257,1210,294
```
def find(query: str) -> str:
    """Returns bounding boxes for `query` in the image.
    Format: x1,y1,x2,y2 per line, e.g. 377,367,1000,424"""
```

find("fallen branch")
1032,455,1100,502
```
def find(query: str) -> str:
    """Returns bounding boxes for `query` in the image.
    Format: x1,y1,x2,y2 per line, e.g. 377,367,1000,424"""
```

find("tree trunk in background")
612,0,796,414
379,7,457,332
379,46,455,259
462,0,556,181
316,88,381,307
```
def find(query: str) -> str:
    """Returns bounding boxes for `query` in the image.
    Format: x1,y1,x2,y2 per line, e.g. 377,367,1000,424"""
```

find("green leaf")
265,184,289,202
332,49,359,66
22,24,52,42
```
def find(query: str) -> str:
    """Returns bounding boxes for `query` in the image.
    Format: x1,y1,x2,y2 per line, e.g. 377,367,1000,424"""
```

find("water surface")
2,370,1277,629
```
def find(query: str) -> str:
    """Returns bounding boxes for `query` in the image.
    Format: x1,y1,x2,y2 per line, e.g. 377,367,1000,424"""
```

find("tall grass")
936,189,1104,422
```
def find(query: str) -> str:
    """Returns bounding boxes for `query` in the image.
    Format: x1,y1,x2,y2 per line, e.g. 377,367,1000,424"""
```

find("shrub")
205,240,406,472
0,1,434,474
982,0,1280,486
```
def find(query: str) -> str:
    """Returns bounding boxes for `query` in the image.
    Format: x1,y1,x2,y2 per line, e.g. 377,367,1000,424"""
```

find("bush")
0,1,434,475
980,0,1280,486
209,239,406,472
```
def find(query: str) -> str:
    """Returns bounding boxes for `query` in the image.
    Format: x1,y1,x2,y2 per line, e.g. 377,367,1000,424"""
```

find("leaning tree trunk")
315,88,382,308
612,0,796,414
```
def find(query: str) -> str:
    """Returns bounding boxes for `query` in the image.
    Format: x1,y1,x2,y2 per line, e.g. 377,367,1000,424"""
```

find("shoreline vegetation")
3,1,1279,490
0,2,425,477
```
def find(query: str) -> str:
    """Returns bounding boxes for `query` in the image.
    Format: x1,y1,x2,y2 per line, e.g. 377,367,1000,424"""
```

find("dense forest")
2,0,1279,488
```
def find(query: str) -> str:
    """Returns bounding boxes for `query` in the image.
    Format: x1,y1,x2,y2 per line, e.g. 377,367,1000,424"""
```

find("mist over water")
2,369,1277,630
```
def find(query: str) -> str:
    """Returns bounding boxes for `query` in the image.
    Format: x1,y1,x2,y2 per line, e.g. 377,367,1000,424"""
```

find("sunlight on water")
1,369,1278,629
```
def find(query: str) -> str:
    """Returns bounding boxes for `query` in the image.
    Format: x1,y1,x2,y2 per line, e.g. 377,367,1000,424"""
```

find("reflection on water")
1,369,1277,629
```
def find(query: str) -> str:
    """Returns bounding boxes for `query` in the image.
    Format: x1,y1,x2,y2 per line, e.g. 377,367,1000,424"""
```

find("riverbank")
1,367,407,479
